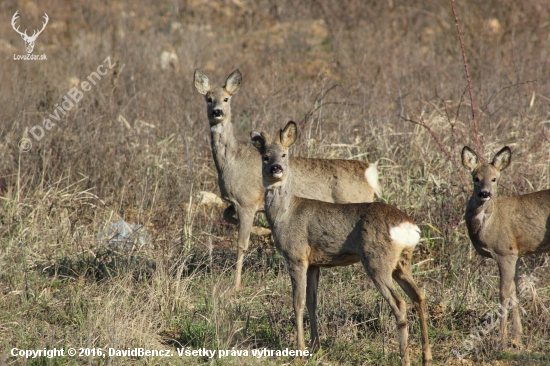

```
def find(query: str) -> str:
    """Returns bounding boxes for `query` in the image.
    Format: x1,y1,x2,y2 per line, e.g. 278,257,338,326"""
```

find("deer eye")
207,97,213,103
492,178,496,182
223,98,229,102
262,155,269,163
474,177,480,183
282,154,286,158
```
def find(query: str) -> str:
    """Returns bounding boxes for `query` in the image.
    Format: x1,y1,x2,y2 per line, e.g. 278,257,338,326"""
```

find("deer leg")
365,261,410,366
393,259,432,365
226,205,270,236
306,265,320,352
288,260,308,352
223,205,239,225
497,255,519,348
233,207,254,291
511,258,523,346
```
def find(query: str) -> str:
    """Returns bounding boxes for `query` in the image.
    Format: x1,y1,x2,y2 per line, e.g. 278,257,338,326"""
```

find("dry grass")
1,0,550,364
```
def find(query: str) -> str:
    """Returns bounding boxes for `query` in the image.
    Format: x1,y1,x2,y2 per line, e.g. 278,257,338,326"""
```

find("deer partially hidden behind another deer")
461,146,550,347
194,69,380,291
250,121,431,366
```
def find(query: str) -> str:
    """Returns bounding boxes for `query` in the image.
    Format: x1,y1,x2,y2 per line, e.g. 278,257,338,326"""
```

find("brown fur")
250,121,432,366
462,146,550,347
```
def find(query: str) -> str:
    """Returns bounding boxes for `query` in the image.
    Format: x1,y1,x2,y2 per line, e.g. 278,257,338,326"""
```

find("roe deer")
250,121,431,366
461,146,550,347
194,69,380,290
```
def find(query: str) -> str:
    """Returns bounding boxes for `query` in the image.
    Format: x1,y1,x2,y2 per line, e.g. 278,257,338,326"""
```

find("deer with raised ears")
11,11,49,54
250,121,431,366
194,70,381,291
461,146,550,347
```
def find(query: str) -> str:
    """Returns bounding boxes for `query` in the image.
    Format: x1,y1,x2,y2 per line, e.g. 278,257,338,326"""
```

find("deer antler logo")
11,11,49,54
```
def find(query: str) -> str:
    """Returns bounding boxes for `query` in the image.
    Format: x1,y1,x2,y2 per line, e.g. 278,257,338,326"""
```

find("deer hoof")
250,226,271,236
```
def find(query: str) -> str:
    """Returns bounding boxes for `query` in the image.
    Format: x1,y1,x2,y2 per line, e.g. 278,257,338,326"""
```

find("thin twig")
450,0,479,153
401,114,457,168
302,84,346,125
483,79,538,114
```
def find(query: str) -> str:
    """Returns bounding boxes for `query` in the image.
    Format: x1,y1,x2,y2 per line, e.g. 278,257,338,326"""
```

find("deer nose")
270,164,283,175
478,191,491,199
212,109,223,118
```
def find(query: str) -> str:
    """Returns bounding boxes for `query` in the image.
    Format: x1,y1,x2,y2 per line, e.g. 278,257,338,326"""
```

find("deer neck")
264,173,294,225
209,116,238,172
465,195,495,237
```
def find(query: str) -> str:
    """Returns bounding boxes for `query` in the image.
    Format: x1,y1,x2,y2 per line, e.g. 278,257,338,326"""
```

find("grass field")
1,0,550,364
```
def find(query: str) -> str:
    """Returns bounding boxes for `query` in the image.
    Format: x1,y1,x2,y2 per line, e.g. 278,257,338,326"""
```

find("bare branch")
401,114,456,168
450,0,479,152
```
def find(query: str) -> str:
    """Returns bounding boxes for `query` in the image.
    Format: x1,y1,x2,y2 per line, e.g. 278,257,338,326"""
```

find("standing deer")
250,121,431,366
194,69,380,290
11,11,49,54
461,146,550,347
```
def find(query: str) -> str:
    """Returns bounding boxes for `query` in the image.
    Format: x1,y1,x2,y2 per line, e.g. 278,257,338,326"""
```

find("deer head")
251,121,297,189
12,11,49,54
194,69,242,126
462,146,511,204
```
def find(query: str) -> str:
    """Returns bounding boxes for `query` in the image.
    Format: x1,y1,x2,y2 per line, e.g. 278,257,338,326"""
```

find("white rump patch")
389,222,421,247
365,164,382,198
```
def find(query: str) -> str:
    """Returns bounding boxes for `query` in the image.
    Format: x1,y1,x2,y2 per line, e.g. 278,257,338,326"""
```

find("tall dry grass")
1,0,549,364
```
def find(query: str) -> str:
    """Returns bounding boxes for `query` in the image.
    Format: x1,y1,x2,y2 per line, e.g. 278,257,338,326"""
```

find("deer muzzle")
270,164,283,178
212,109,224,119
478,191,491,201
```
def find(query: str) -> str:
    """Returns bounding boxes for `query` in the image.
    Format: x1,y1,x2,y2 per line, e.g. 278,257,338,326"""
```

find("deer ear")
194,70,210,95
492,146,511,171
461,146,478,171
280,121,297,148
250,131,266,153
224,69,242,95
